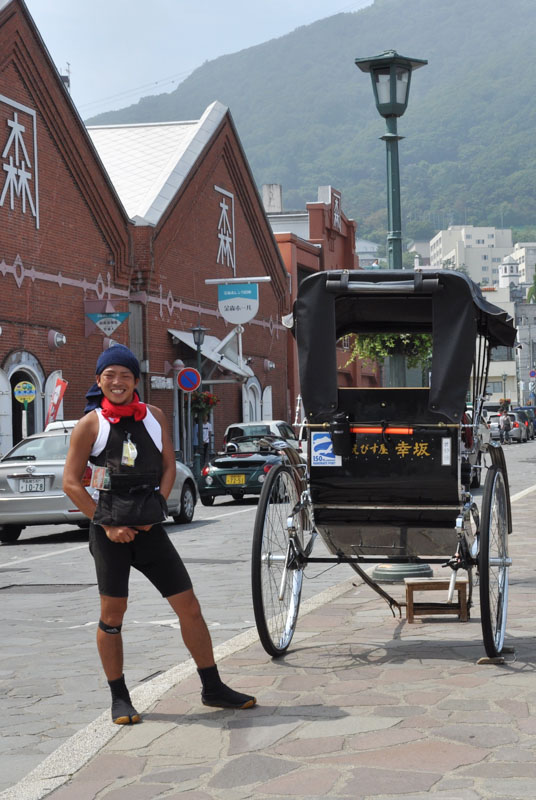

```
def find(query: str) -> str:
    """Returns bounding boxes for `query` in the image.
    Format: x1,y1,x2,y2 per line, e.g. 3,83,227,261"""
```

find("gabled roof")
87,101,228,225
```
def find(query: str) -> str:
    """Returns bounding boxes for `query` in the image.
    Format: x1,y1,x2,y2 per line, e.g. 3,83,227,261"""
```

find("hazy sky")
24,0,372,118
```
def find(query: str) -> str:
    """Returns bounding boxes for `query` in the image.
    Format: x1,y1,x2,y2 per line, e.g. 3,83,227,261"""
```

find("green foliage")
88,0,536,236
344,333,432,370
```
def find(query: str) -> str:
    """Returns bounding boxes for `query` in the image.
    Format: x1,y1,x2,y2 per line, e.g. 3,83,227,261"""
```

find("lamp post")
502,373,508,406
190,324,208,480
356,51,431,582
355,50,427,270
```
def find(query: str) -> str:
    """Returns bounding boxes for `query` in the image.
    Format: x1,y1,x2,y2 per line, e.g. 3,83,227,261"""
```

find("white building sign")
0,95,39,228
332,190,342,232
217,283,259,324
215,185,236,274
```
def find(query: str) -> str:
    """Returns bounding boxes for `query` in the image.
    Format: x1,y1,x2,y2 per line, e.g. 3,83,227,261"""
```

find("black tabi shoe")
111,696,141,725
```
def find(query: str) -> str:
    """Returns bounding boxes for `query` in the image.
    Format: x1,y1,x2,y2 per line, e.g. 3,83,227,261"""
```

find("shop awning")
168,329,254,380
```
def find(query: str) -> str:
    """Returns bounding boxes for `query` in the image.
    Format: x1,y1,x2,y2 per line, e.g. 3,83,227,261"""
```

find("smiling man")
63,344,255,725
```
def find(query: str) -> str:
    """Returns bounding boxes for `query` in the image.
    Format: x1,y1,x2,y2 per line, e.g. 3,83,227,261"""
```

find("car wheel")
0,525,23,543
231,492,244,502
200,495,215,507
76,520,90,529
173,482,196,524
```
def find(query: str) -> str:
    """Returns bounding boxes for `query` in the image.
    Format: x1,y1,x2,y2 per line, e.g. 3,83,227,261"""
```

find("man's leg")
98,595,139,724
167,589,256,709
98,595,127,679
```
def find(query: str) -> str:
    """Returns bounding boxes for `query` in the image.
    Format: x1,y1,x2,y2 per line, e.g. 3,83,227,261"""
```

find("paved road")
0,496,340,793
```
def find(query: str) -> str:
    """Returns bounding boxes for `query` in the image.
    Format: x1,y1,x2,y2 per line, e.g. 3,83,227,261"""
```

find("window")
492,268,498,274
490,346,514,362
466,234,472,239
482,255,488,261
488,234,494,239
476,239,485,244
486,381,502,394
492,257,501,262
482,265,488,272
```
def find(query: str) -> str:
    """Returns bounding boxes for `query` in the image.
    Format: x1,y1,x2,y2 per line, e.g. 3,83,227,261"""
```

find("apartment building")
509,242,536,285
429,226,513,285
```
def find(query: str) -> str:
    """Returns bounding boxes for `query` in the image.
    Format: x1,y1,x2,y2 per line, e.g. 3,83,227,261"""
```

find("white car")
223,420,301,450
0,428,198,542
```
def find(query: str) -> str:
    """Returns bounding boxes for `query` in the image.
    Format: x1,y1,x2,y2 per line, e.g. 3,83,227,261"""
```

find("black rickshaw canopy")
292,269,517,423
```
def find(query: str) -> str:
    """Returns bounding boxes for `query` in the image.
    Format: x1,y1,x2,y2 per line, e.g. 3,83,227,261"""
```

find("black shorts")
89,522,193,598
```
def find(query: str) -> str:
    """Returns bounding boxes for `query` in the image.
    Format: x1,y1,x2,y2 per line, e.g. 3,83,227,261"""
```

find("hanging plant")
344,333,433,371
191,390,219,417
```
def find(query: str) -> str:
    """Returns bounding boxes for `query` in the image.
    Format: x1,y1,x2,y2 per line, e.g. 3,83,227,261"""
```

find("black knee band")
99,620,122,634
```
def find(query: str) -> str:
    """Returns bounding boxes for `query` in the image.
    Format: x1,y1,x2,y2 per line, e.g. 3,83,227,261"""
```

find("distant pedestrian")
63,345,256,725
499,409,511,445
202,416,212,463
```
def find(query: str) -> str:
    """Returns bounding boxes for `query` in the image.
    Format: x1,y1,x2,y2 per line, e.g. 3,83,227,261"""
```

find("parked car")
199,434,288,505
223,420,301,450
0,428,198,542
487,412,528,443
512,406,536,439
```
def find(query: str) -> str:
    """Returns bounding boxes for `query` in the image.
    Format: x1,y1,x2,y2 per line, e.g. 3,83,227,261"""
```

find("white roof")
168,329,254,380
87,101,228,225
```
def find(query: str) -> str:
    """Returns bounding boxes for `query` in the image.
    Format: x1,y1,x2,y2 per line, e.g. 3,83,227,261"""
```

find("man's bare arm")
149,405,176,500
63,414,99,519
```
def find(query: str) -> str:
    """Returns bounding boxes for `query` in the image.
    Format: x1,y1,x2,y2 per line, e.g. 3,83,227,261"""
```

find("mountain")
87,0,536,242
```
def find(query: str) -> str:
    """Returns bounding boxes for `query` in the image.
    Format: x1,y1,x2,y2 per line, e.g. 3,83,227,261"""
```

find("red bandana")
100,395,147,424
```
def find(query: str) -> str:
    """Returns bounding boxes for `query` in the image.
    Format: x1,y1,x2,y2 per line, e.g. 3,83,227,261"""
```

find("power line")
77,66,196,113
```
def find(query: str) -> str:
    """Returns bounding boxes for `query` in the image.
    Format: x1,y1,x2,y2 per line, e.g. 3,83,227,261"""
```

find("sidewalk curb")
1,577,356,800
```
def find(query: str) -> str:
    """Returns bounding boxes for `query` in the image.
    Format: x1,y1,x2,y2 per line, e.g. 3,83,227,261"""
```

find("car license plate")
225,474,246,485
19,478,45,493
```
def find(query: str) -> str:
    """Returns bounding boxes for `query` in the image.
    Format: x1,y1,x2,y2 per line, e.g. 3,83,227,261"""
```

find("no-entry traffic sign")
177,367,201,392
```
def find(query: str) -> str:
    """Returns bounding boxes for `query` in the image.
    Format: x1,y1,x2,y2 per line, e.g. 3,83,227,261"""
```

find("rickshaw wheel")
251,465,304,657
479,465,510,658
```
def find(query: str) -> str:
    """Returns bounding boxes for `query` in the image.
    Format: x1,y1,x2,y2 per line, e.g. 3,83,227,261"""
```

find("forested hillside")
87,0,536,242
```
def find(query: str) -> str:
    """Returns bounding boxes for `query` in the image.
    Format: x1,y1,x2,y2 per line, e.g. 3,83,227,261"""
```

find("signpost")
177,368,201,393
14,380,36,439
177,368,202,468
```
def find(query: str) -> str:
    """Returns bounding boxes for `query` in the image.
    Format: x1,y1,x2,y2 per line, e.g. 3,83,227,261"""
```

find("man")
63,345,255,725
202,416,212,463
499,409,511,445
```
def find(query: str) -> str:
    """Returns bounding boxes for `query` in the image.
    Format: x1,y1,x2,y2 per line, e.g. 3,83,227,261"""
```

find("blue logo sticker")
311,432,341,467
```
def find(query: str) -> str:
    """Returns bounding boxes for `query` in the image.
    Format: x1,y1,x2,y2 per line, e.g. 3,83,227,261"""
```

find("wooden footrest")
404,578,468,623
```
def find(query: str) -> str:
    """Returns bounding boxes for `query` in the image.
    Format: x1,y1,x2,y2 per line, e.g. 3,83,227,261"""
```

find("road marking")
510,484,536,503
0,544,87,568
206,507,255,519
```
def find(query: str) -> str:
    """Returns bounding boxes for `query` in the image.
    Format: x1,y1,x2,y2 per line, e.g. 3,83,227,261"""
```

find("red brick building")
0,0,288,456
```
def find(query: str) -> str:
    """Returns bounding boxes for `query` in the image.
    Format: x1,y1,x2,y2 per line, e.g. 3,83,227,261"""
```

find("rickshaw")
251,269,516,661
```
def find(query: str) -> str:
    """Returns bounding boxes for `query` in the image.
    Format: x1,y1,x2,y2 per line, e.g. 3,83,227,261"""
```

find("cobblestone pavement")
3,482,535,800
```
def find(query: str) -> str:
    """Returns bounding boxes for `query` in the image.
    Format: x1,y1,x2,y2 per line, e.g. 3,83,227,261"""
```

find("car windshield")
2,434,71,461
224,436,277,454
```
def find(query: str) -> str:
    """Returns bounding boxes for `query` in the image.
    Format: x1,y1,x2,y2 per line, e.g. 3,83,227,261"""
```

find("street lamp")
190,324,209,480
355,50,427,270
502,373,508,405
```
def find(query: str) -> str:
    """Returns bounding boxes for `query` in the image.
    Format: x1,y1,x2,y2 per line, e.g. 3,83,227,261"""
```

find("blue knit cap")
96,345,140,378
84,345,140,414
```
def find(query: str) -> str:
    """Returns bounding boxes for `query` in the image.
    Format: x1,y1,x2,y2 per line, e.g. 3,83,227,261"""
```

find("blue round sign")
177,367,201,392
